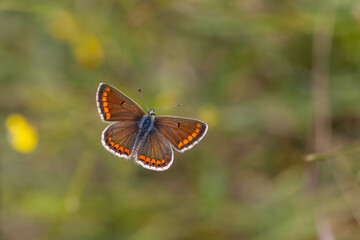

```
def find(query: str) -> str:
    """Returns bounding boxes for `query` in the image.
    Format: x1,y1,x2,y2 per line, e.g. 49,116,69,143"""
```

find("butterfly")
96,83,208,171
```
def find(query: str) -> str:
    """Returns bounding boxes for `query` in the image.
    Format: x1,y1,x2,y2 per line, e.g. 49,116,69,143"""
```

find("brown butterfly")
96,83,208,171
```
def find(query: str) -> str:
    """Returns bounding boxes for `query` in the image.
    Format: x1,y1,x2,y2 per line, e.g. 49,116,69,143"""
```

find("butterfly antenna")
154,104,182,113
138,88,150,112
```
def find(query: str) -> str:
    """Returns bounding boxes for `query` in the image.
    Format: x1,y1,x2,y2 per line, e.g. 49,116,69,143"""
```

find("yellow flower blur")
73,34,104,69
5,114,38,154
48,10,80,43
47,10,104,69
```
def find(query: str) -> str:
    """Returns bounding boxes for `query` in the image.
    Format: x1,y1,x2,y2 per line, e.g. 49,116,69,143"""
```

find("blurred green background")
1,1,360,240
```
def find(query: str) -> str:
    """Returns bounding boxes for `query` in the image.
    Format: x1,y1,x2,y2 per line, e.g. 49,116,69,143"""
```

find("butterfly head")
148,109,155,116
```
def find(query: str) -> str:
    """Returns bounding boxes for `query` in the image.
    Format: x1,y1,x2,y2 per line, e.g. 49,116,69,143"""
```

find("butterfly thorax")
138,114,155,132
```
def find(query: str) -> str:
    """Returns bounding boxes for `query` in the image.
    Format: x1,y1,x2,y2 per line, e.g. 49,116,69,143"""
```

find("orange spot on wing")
195,129,200,133
196,123,201,128
151,159,156,164
161,159,165,164
108,131,112,136
103,92,108,96
139,155,145,160
103,102,109,107
183,139,189,145
109,141,115,146
102,97,107,102
156,160,161,165
145,157,150,163
178,142,183,148
119,146,124,152
191,133,197,138
106,113,111,119
188,135,193,141
105,87,111,92
114,144,119,149
107,137,112,142
104,108,109,113
124,148,130,155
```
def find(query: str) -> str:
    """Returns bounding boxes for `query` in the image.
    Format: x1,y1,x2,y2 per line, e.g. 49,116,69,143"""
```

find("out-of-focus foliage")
1,1,360,240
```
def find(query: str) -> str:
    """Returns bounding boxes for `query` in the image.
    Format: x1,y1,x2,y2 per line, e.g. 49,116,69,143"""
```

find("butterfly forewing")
154,116,208,152
102,122,139,158
97,83,145,122
135,130,173,171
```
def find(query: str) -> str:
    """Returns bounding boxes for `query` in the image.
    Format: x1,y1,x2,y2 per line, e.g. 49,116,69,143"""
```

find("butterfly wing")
154,116,208,152
102,121,139,159
135,130,173,171
96,83,145,122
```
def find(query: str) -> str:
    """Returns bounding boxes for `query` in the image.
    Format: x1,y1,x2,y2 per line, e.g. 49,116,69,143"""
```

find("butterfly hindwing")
135,130,173,171
97,83,145,122
154,116,208,152
102,121,139,159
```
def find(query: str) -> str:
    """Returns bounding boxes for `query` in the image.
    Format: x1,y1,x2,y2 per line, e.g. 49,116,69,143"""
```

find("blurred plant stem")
305,142,360,162
44,152,94,240
306,5,336,240
306,3,360,237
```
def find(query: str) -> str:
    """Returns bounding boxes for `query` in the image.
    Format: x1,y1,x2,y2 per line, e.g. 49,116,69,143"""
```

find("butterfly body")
96,83,208,171
133,113,155,153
